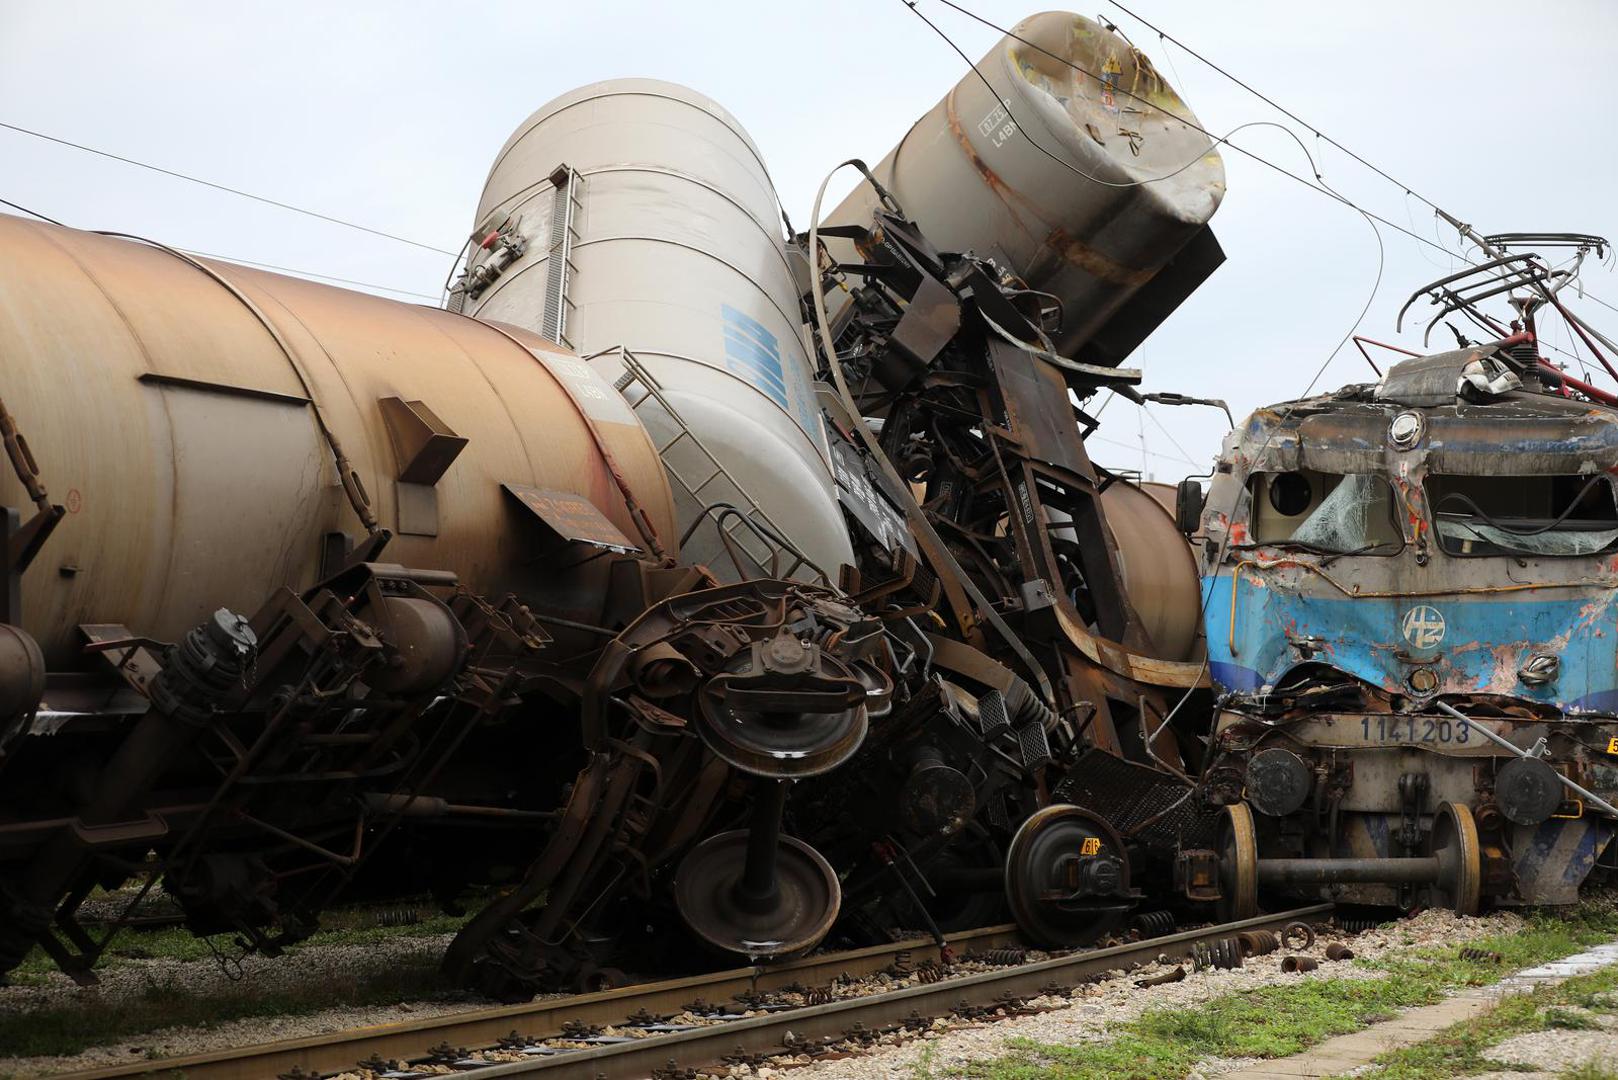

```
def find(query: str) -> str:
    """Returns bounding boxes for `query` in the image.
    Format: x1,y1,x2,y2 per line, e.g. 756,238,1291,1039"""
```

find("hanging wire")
0,119,458,256
2,193,439,301
0,196,64,226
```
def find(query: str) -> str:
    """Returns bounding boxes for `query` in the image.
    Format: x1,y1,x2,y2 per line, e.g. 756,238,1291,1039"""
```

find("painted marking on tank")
721,304,790,410
977,99,1017,149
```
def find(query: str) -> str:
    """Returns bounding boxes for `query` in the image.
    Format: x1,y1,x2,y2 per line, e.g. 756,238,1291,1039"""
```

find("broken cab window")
1427,473,1618,557
1244,471,1402,554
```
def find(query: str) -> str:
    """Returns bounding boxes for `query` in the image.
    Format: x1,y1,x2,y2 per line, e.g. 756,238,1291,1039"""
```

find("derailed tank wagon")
7,7,1515,998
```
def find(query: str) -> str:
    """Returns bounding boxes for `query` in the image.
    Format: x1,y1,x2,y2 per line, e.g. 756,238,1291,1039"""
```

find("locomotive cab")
1195,341,1618,914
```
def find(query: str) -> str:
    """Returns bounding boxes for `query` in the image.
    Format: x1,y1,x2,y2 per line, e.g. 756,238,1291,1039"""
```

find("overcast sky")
4,0,1615,478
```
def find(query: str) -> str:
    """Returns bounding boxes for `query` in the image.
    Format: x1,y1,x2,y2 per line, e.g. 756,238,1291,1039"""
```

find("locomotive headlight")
1518,654,1560,687
1408,668,1439,694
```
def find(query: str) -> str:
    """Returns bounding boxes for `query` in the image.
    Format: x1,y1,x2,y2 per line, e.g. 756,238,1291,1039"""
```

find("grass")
1562,1063,1618,1080
924,902,1618,1080
0,905,476,1061
8,908,471,978
0,954,452,1062
1333,963,1618,1080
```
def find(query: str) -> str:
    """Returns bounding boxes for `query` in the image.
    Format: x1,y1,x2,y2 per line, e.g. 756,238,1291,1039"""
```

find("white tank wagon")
822,10,1226,366
453,79,853,582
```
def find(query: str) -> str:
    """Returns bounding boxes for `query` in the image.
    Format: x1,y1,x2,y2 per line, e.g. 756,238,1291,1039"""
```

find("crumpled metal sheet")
1204,568,1618,713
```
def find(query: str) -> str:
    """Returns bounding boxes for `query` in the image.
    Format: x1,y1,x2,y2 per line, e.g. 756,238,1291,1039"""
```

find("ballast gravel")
0,932,494,1077
0,909,1529,1079
767,910,1524,1080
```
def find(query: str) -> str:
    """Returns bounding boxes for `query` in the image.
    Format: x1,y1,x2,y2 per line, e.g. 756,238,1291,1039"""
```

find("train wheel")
1004,805,1132,947
696,652,869,779
1218,803,1260,921
1428,801,1482,916
672,830,841,959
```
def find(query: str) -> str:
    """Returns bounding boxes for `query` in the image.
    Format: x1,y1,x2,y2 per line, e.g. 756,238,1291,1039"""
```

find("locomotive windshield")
1243,470,1403,555
1427,473,1618,557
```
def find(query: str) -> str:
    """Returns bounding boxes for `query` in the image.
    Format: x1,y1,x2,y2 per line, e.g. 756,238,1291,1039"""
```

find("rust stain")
943,89,1152,288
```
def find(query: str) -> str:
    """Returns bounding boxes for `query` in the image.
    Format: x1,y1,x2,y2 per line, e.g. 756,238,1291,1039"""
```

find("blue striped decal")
721,304,789,410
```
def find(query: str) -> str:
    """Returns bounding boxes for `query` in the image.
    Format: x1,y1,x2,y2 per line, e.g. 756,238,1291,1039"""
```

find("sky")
3,0,1616,479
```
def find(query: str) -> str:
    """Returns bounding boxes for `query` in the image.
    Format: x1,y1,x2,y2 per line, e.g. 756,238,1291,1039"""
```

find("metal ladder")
594,346,826,585
540,165,581,348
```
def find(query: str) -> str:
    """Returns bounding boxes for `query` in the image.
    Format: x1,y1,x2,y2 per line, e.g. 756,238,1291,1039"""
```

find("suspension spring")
1131,910,1177,938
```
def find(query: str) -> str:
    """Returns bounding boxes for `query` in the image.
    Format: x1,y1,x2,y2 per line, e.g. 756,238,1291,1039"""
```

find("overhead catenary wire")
1088,433,1198,468
1092,0,1618,333
2,194,442,303
1099,0,1444,214
0,119,459,257
905,0,1610,292
914,0,1618,401
180,250,443,302
0,196,63,227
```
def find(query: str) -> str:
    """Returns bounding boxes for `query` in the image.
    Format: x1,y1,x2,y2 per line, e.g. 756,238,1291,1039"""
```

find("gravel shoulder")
778,910,1526,1080
0,931,489,1077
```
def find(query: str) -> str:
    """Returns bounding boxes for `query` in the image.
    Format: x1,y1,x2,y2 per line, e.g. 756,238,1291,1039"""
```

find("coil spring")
1131,911,1177,938
1460,947,1503,963
1236,929,1279,957
1337,918,1389,934
1191,937,1244,971
979,947,1028,966
913,961,944,984
805,986,833,1005
371,906,422,929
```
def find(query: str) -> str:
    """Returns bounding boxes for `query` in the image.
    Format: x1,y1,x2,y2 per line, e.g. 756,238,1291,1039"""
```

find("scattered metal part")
1236,929,1279,957
1324,943,1356,961
1134,965,1187,987
1281,921,1317,951
372,906,423,929
1337,918,1390,934
1282,955,1319,973
1190,937,1244,971
1461,947,1503,963
1131,910,1178,938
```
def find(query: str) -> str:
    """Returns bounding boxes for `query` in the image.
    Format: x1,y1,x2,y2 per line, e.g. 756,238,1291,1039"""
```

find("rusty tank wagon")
1183,233,1618,917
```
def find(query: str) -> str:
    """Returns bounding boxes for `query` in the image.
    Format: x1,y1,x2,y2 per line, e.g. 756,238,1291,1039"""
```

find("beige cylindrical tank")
823,11,1224,358
457,79,853,581
0,214,676,664
1098,481,1200,661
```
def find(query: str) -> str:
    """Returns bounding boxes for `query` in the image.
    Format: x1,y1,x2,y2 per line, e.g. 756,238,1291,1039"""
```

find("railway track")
56,904,1332,1080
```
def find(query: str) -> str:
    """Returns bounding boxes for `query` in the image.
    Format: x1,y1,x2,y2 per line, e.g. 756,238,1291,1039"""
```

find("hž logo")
1401,605,1446,650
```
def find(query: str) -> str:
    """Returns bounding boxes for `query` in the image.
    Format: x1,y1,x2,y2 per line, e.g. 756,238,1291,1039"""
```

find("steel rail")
55,924,1024,1080
59,906,1331,1080
461,905,1333,1079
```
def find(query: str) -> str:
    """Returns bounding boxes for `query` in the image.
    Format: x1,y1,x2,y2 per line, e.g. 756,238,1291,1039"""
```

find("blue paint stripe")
722,327,786,380
1202,573,1618,712
721,325,790,405
721,303,779,351
723,356,788,407
723,343,788,400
